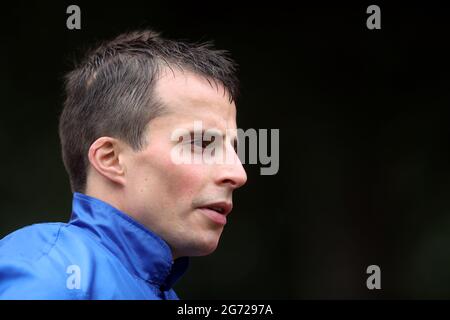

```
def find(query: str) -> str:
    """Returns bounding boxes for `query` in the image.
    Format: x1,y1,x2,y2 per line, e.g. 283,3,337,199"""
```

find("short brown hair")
59,30,239,193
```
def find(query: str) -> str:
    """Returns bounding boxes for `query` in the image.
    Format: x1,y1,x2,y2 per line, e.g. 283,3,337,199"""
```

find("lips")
197,201,233,225
198,202,232,216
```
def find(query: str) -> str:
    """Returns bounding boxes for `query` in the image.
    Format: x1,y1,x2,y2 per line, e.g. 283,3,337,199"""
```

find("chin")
188,236,221,257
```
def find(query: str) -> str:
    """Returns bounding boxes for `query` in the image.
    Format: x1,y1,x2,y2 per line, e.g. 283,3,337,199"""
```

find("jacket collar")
68,192,189,290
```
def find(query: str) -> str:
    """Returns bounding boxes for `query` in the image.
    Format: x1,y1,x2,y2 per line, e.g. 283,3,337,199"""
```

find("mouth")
197,201,233,225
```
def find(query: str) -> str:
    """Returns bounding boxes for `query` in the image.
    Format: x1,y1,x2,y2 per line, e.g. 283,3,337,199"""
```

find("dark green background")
1,1,450,298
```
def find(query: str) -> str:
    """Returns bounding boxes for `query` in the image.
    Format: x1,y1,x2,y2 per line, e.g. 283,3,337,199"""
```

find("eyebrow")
188,129,238,146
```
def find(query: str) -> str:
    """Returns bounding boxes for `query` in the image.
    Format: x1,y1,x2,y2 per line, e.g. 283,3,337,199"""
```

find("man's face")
120,69,247,259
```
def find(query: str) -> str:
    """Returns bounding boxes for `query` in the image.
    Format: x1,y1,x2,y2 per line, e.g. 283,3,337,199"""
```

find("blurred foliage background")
1,1,450,298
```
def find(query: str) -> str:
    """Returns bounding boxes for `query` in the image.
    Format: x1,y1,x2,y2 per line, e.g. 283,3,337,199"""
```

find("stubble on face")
121,68,246,259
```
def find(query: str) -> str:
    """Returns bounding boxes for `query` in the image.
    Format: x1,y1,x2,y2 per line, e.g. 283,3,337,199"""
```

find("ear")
88,137,127,187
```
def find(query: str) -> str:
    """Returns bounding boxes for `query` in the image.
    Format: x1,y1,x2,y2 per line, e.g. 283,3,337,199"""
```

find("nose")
216,144,248,189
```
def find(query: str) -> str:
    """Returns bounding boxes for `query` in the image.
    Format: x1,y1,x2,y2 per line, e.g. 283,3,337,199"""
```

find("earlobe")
88,137,126,187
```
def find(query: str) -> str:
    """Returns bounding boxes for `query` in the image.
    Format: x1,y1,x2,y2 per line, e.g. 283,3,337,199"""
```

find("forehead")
153,68,237,129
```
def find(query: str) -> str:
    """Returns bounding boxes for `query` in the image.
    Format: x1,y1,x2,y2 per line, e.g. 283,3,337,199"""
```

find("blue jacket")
0,192,189,299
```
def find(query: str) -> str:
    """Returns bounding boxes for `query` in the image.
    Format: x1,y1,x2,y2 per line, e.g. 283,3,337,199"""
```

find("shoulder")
0,223,94,299
0,256,87,299
0,223,64,261
0,222,103,261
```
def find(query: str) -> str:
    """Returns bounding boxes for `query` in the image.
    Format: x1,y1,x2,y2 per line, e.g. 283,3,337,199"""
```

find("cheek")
164,160,209,198
135,139,213,205
143,141,210,202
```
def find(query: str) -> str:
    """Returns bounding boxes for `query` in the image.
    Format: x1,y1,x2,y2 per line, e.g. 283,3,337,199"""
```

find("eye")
191,136,215,151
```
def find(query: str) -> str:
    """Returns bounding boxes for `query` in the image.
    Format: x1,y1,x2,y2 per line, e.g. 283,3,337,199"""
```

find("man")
0,30,247,299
